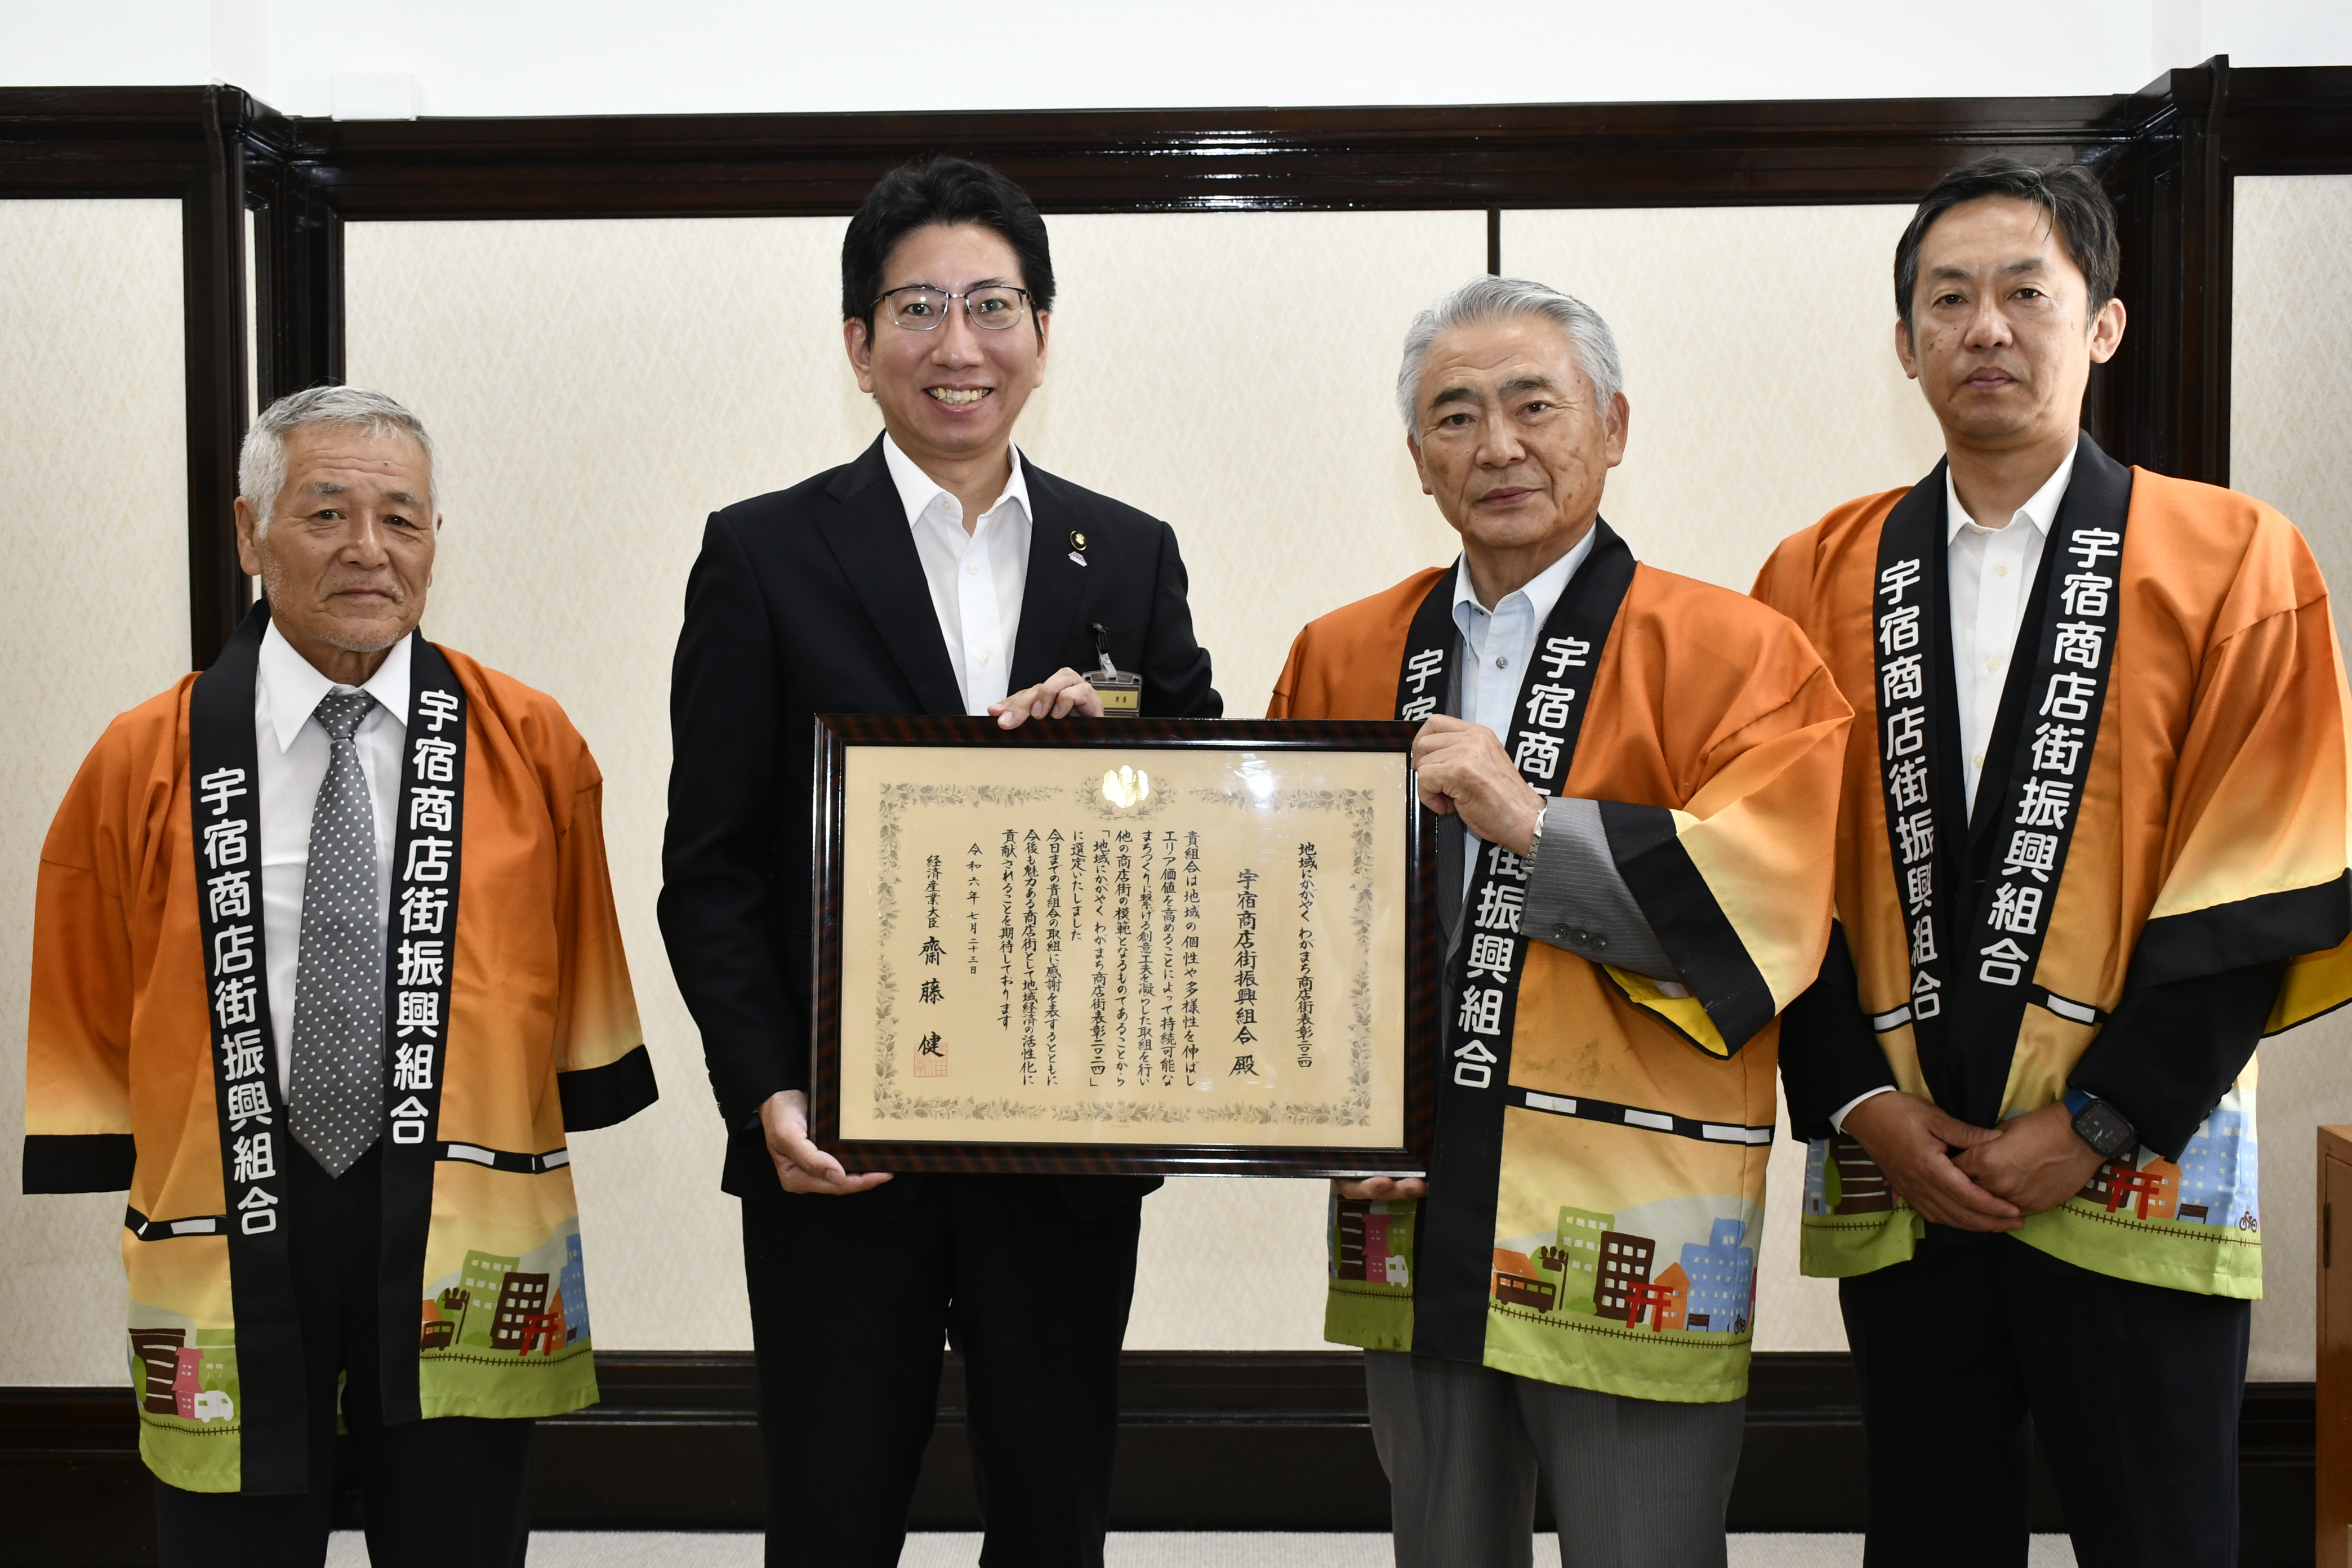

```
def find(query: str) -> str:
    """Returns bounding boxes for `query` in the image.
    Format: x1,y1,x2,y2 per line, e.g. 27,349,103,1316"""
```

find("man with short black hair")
1756,155,2352,1566
661,157,1220,1567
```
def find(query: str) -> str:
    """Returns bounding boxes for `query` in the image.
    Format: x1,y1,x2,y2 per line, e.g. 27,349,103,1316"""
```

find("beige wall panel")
1503,206,1948,591
1506,205,1949,1353
1013,212,1478,719
2232,173,2352,1382
345,211,1482,1351
0,199,191,1385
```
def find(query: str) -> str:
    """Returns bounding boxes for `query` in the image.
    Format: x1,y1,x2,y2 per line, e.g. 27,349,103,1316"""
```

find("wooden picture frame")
810,715,1439,1176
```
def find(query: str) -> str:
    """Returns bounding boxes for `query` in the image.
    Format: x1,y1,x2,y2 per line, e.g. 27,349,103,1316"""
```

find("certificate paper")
815,720,1434,1174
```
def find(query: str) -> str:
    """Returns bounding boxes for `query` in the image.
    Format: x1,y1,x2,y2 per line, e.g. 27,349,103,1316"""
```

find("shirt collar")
257,616,412,755
1945,436,2079,544
1450,524,1597,643
880,432,1031,533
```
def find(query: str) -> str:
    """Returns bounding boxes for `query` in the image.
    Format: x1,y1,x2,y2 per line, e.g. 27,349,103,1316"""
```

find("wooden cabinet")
2320,1126,2352,1566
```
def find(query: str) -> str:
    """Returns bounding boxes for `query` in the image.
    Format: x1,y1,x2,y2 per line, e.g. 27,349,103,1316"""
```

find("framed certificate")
811,716,1438,1176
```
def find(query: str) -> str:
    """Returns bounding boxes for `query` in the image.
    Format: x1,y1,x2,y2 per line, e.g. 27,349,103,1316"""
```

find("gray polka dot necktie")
288,689,385,1178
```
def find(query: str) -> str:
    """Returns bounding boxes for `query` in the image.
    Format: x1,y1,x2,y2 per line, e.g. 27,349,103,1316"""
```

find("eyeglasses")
873,283,1035,332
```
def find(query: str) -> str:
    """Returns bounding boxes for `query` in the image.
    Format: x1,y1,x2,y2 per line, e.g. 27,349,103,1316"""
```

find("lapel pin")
1068,530,1089,567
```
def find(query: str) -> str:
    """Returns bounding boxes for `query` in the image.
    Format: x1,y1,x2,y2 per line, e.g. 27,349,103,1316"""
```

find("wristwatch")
2062,1088,2137,1159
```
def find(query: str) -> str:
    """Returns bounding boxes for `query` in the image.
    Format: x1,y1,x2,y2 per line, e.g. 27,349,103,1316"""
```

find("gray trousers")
1364,1350,1745,1568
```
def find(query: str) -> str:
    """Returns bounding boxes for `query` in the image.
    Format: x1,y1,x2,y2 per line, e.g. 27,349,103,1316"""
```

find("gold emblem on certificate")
813,718,1438,1175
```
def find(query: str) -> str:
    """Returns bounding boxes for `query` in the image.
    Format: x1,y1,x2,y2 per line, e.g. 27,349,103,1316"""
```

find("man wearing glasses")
661,158,1221,1567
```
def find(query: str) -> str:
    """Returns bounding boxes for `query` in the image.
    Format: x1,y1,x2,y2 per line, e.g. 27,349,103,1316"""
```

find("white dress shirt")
882,433,1034,716
254,621,408,1098
1830,440,2079,1134
1450,527,1598,901
1946,439,2077,817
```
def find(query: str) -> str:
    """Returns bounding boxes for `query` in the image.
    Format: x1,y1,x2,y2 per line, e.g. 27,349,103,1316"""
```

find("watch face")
2077,1102,2135,1157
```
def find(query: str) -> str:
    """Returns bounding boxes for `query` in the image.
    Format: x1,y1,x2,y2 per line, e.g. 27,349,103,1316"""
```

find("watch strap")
2064,1088,2136,1159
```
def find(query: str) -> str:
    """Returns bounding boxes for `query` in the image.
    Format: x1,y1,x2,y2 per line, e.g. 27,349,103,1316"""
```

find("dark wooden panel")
0,1353,2316,1562
181,87,252,671
278,96,2148,222
2320,1129,2352,1568
0,87,248,198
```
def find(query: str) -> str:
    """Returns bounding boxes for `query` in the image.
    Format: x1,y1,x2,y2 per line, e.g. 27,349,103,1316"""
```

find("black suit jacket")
660,436,1222,1216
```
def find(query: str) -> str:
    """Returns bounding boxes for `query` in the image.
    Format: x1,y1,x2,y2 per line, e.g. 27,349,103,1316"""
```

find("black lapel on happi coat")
186,599,308,1493
1398,523,1640,1365
1873,438,2132,1128
373,632,469,1424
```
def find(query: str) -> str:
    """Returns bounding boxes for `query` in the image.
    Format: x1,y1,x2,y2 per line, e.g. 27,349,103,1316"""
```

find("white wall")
3,0,2347,118
0,200,193,1386
2231,173,2352,1382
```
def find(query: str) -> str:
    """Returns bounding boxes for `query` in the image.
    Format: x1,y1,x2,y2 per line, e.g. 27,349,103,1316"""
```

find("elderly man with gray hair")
24,385,654,1568
1268,278,1852,1566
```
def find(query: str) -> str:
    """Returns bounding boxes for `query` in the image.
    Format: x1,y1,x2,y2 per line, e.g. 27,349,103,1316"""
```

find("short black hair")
1893,155,2119,330
841,157,1054,336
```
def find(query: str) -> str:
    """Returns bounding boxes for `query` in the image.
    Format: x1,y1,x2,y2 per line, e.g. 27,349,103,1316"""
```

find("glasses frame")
871,283,1036,333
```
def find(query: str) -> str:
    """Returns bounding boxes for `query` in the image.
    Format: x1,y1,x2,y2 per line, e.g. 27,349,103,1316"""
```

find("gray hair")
239,384,438,532
1396,276,1625,432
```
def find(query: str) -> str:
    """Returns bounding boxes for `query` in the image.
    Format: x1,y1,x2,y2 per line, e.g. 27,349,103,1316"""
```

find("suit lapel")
1008,458,1091,691
816,436,965,716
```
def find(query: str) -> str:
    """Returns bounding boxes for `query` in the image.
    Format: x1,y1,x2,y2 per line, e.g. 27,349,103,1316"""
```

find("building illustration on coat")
1594,1230,1656,1321
1486,1203,1759,1338
420,1229,597,1360
1332,1196,1414,1288
1539,1206,1610,1315
1496,1209,1611,1318
1680,1217,1756,1334
558,1232,592,1344
454,1250,520,1348
127,1328,238,1424
2173,1106,2260,1229
488,1272,551,1353
1802,1135,1895,1217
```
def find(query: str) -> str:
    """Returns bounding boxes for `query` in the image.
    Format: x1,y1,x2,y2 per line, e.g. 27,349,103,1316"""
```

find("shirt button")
966,564,980,576
1995,564,2010,577
977,652,991,666
1974,753,1985,769
1987,658,2001,672
1495,656,1509,669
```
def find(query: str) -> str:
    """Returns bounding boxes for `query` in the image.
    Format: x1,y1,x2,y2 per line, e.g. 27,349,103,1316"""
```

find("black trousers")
1840,1226,2251,1568
741,1173,1144,1568
154,1143,535,1568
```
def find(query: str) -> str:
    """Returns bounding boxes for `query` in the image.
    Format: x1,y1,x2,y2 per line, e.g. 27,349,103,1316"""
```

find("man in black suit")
659,158,1222,1568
